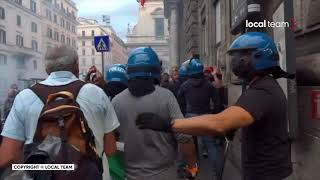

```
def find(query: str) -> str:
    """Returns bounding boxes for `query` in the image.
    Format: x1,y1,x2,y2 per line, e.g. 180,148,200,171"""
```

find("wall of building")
0,0,79,105
41,0,78,51
127,0,170,72
165,0,320,179
0,0,44,104
77,18,128,77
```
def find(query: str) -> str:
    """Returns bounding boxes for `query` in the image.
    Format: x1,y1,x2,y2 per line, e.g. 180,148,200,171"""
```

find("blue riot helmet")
226,32,295,80
127,47,161,80
187,58,204,76
178,64,190,84
106,64,128,85
228,32,279,70
179,65,189,77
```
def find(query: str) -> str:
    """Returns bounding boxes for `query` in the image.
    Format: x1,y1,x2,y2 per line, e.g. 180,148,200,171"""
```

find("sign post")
94,36,110,77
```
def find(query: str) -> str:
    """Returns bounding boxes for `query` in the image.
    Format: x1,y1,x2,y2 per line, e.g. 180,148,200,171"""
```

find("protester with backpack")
0,45,120,180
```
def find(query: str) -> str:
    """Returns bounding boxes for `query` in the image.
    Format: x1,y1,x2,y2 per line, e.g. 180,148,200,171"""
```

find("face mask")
231,53,256,81
128,78,155,97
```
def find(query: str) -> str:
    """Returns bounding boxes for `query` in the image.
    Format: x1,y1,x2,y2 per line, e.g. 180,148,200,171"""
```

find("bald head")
45,45,79,76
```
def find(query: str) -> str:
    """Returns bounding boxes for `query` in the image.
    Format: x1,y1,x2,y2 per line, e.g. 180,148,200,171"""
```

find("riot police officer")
112,47,198,180
136,32,294,180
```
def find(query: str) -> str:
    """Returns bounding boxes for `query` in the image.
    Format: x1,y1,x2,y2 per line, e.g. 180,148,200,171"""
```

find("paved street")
197,156,242,180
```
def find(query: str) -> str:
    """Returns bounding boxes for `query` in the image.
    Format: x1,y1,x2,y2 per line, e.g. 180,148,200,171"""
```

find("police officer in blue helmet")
136,32,294,180
103,64,128,100
111,47,198,180
178,65,189,84
177,57,225,180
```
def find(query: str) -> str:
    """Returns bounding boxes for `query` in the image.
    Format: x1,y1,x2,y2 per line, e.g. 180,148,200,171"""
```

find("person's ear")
74,62,80,78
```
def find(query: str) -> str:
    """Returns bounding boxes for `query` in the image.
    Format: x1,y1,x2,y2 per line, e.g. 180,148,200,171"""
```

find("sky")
74,0,139,41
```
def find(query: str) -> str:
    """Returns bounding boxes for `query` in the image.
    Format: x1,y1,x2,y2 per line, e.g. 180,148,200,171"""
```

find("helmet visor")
227,46,257,56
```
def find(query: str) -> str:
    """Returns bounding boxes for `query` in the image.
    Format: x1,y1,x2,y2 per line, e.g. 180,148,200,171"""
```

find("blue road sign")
94,36,110,52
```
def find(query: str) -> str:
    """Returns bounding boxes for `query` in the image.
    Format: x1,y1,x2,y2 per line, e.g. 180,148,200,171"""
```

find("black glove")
135,113,173,132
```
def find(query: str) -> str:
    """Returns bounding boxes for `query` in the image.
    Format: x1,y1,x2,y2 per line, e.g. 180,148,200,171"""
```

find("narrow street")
197,152,241,180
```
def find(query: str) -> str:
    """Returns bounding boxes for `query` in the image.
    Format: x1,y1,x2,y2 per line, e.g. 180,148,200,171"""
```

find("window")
16,35,23,47
92,58,95,65
72,25,75,33
54,14,57,23
0,54,7,65
91,30,95,36
15,0,22,5
82,49,85,56
46,9,52,21
82,41,85,46
82,59,86,66
0,7,5,19
92,49,95,55
33,60,37,69
54,31,59,41
16,57,26,69
67,37,70,45
201,18,208,56
30,0,36,13
66,21,70,31
72,39,76,48
82,31,85,37
0,29,6,44
17,15,21,26
71,11,75,20
47,28,53,38
155,18,164,39
61,34,65,43
31,40,38,51
215,1,221,44
60,18,65,28
31,22,37,33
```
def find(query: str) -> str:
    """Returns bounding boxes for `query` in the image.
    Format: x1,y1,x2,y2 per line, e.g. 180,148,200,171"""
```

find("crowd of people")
0,32,294,180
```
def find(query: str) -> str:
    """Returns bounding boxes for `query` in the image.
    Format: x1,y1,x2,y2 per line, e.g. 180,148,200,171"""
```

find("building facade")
164,0,320,180
0,0,44,104
40,0,78,51
0,0,78,108
77,17,128,77
127,0,170,72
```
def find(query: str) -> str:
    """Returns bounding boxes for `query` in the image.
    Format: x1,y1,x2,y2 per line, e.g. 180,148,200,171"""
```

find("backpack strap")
30,80,86,105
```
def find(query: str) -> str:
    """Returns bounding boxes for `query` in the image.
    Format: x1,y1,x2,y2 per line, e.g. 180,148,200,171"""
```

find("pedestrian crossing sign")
94,36,110,52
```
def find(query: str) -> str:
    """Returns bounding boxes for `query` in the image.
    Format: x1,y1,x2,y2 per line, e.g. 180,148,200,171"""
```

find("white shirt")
2,71,120,180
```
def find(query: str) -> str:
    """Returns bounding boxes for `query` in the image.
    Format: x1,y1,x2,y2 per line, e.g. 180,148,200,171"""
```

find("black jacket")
178,78,224,115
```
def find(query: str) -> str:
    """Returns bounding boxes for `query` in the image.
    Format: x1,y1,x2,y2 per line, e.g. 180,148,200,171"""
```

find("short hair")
45,45,79,74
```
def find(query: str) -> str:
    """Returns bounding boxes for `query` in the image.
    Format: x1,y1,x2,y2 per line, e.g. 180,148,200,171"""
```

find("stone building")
127,0,170,72
0,0,44,104
41,0,78,50
77,17,128,77
0,0,79,109
164,0,320,179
